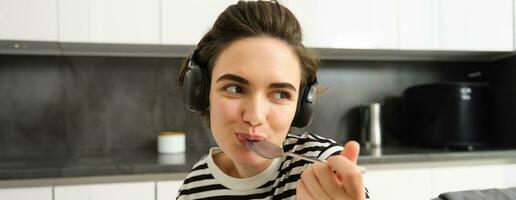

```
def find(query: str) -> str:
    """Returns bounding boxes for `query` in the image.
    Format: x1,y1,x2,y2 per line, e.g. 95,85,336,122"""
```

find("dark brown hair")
177,0,320,122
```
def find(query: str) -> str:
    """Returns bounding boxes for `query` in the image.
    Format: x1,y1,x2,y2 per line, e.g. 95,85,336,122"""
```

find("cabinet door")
161,0,235,45
157,180,183,200
0,186,52,200
282,0,331,48
54,182,155,200
430,164,514,197
284,0,398,49
514,1,516,50
59,0,160,44
504,163,516,187
0,0,58,41
399,0,513,51
364,168,432,200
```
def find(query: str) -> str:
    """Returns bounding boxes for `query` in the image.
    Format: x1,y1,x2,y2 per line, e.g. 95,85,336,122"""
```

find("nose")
242,94,267,127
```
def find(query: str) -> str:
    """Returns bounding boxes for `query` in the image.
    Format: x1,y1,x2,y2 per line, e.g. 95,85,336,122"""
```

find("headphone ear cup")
291,84,317,128
182,61,208,112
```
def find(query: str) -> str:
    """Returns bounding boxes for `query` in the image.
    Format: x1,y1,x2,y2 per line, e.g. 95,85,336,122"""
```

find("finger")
340,140,360,164
327,156,365,199
300,165,332,200
296,179,314,200
311,163,348,198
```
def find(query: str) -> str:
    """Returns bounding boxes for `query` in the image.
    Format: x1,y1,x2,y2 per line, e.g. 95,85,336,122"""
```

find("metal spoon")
245,139,326,163
245,139,371,198
245,139,366,173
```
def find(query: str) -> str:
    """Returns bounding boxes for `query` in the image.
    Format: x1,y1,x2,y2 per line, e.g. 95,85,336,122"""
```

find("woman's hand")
296,141,365,200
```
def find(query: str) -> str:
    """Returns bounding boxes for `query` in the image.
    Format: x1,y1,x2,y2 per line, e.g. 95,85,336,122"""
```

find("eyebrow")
216,73,297,92
270,83,297,92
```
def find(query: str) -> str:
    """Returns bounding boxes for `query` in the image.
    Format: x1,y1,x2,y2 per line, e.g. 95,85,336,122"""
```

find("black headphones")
182,48,318,128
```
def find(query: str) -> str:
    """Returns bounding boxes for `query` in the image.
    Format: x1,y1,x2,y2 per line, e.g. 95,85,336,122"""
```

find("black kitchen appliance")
401,82,490,149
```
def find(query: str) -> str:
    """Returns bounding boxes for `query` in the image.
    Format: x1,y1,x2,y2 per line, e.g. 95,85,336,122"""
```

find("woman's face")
209,36,302,167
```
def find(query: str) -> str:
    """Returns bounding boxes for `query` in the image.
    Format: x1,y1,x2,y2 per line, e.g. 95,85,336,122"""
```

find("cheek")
268,104,297,146
210,98,241,123
270,104,297,130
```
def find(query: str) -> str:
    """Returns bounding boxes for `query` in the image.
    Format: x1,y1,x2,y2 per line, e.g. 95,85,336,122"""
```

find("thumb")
340,140,360,163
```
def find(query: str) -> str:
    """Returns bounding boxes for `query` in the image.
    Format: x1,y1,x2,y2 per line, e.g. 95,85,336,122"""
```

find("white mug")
158,131,185,154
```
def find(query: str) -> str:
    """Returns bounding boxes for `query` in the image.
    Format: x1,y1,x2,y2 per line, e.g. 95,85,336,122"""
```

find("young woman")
176,1,366,199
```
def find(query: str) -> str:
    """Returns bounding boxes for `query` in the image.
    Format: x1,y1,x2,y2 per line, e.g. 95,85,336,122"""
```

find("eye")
271,91,292,100
224,85,245,94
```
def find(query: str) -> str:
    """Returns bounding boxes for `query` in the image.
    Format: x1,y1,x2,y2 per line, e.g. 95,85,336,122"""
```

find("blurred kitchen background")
0,56,502,155
1,0,516,200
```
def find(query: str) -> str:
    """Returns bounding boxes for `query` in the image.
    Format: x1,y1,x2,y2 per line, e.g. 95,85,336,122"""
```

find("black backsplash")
0,55,487,156
308,60,485,145
487,55,516,147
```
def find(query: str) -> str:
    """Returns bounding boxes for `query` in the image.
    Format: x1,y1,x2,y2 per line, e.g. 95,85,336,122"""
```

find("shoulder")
284,132,343,160
182,154,211,182
176,154,213,197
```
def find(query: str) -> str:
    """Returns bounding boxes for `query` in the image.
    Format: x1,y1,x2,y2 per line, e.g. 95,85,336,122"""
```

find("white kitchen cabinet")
364,167,433,200
281,0,330,48
284,0,398,49
514,0,516,50
161,0,235,45
157,180,184,200
0,186,52,200
430,163,516,197
162,0,398,49
399,0,513,51
54,181,155,200
0,0,58,41
59,0,160,44
365,162,516,200
504,163,516,187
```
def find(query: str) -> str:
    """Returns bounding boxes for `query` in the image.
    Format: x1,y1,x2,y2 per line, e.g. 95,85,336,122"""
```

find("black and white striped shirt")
176,132,344,200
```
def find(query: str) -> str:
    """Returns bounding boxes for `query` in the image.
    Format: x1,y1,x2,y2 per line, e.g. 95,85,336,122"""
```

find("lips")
235,133,265,145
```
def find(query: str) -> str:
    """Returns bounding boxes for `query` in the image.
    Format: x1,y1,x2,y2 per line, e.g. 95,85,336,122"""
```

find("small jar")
158,131,185,154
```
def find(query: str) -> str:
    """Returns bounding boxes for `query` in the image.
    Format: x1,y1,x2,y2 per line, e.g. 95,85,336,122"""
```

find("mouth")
235,133,265,145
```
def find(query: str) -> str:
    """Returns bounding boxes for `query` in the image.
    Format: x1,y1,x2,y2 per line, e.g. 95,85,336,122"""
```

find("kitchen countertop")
1,146,516,182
